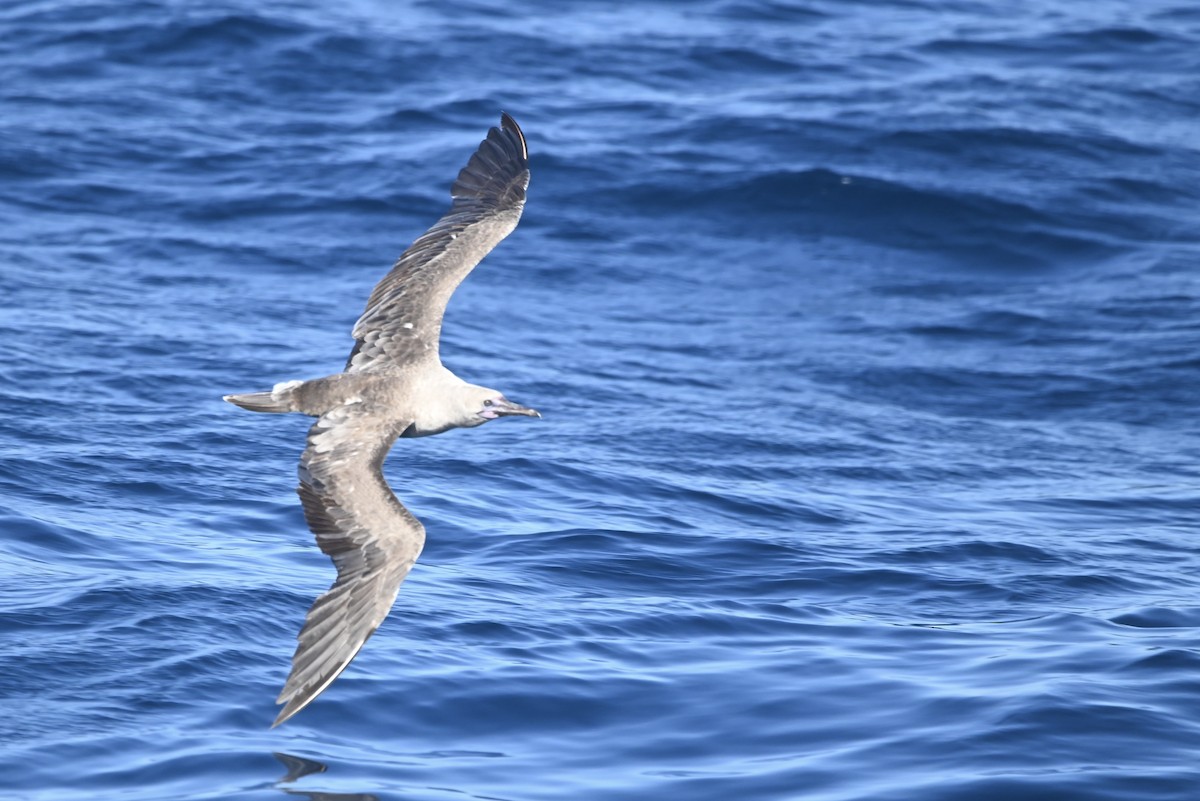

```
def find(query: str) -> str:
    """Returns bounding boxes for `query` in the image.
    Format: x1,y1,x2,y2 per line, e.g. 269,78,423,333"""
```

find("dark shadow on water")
275,752,328,783
274,752,379,801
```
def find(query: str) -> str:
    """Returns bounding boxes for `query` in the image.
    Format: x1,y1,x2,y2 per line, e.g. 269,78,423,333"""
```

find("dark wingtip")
499,111,527,160
449,113,529,202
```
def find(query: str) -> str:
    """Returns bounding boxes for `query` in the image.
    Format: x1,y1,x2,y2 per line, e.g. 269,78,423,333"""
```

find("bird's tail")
223,380,302,414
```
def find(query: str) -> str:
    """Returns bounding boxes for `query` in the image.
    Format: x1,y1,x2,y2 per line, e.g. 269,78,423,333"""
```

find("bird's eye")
483,399,494,407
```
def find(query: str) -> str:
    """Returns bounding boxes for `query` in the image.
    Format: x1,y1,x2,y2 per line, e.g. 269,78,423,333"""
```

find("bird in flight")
224,113,539,727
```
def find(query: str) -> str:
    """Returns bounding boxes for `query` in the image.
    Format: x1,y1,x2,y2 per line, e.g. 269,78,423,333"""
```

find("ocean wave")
4,0,1200,799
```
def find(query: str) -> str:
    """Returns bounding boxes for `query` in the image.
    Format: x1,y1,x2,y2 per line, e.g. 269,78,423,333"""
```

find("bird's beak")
494,399,541,418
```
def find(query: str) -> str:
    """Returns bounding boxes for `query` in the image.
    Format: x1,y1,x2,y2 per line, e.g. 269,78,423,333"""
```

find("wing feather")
347,113,529,373
272,405,425,727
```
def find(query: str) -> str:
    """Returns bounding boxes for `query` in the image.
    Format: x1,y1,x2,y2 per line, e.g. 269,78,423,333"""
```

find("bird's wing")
273,403,425,727
346,113,529,373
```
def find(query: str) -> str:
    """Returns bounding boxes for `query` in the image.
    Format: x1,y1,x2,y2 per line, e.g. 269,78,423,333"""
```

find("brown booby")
223,113,538,727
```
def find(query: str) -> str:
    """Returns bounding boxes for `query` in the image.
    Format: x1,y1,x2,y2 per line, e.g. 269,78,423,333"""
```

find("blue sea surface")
2,0,1199,798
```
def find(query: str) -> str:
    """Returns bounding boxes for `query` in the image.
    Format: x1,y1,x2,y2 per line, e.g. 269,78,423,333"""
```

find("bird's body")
224,114,538,727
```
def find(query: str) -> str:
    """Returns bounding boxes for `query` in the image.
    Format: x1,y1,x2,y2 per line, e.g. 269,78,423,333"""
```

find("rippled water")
3,1,1200,799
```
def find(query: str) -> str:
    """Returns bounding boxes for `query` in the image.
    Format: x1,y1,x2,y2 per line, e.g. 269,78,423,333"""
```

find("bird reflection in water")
273,752,378,801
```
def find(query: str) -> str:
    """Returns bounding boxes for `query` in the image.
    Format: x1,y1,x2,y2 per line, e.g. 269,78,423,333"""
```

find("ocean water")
2,0,1199,798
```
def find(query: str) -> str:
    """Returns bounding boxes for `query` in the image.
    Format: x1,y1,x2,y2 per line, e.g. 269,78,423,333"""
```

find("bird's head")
462,385,540,427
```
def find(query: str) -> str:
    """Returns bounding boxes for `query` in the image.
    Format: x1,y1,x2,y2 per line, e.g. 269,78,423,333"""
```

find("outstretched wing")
346,113,529,374
273,404,425,727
